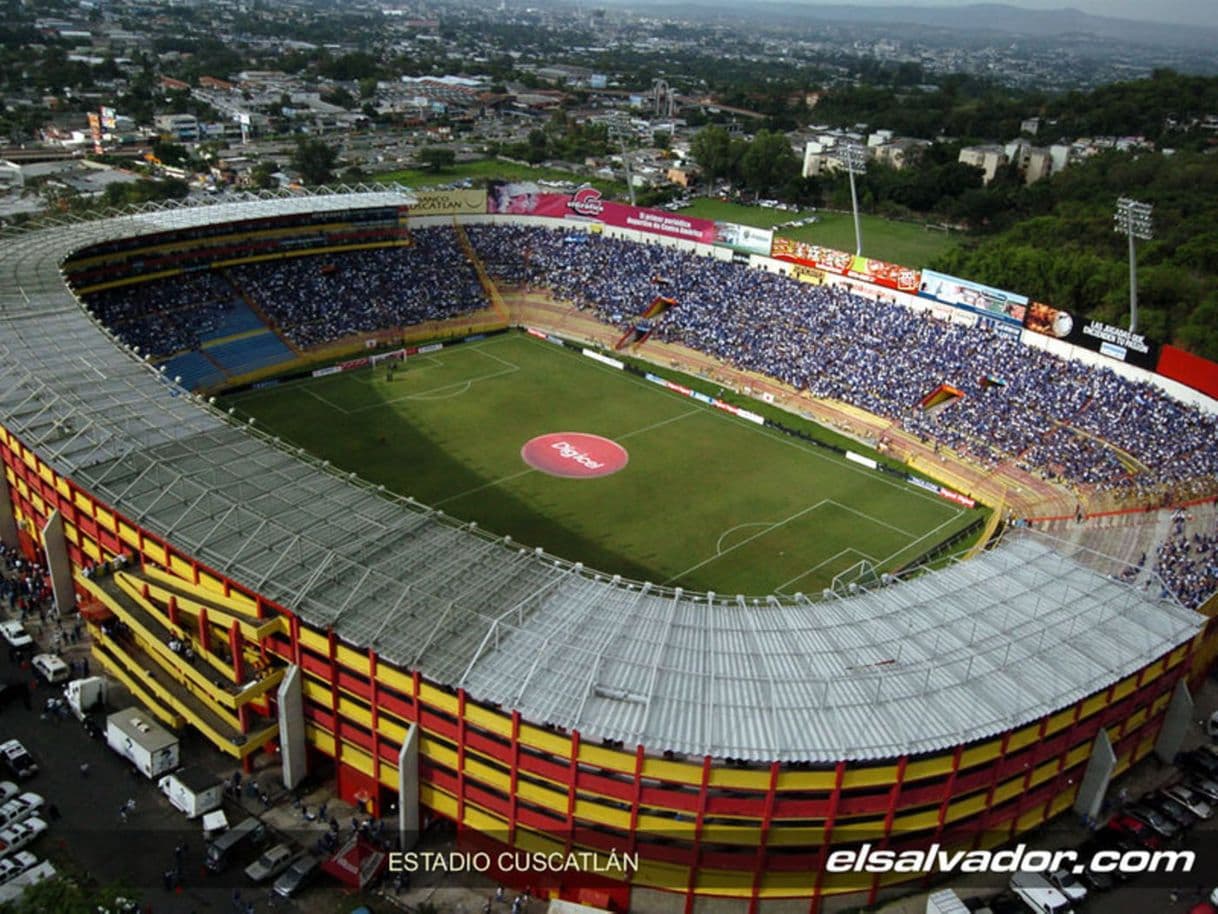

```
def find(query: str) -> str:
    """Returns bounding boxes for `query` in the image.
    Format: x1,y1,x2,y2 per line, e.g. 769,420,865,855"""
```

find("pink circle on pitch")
521,433,629,479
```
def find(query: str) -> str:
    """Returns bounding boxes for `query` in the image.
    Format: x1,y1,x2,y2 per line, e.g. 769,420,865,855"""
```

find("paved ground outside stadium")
225,332,981,596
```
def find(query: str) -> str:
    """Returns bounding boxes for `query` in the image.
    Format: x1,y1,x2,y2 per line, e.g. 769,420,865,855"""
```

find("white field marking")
302,387,353,415
349,350,522,412
874,508,967,568
514,332,953,511
403,381,475,401
615,406,701,440
825,498,916,538
772,547,878,595
348,354,446,386
432,466,538,507
715,522,773,555
662,499,830,586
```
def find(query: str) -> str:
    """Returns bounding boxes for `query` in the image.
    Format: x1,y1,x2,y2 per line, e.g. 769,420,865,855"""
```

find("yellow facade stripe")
92,641,187,729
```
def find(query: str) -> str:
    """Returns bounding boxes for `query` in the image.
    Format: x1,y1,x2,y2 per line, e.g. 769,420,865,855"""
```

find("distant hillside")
599,1,1218,52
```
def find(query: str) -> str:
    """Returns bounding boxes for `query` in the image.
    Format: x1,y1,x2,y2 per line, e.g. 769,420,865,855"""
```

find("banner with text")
770,237,921,292
714,221,774,256
492,187,718,243
918,269,1027,329
1023,301,1158,369
411,188,488,217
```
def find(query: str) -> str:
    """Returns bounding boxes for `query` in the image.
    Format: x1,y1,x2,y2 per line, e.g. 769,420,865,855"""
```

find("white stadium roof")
0,192,1204,762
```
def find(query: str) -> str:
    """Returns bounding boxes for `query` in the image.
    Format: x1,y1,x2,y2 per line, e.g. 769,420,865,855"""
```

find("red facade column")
197,607,210,654
456,689,467,834
867,754,909,905
682,755,714,914
509,711,522,846
228,620,244,683
748,761,782,914
809,761,848,914
369,649,382,814
564,730,581,857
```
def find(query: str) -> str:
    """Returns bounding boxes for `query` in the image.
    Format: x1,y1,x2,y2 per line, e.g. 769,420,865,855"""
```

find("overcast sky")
793,0,1218,27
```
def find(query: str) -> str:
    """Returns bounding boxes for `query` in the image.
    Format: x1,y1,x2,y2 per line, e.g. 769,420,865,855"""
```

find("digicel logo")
568,187,605,217
551,440,604,470
521,432,628,478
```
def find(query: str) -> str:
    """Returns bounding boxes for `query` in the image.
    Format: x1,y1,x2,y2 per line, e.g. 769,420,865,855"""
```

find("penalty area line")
662,499,830,586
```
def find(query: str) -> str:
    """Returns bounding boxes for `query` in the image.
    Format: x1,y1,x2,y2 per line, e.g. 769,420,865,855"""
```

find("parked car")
0,783,17,805
1164,783,1214,819
1088,828,1140,881
244,843,294,883
1047,867,1088,904
1124,802,1182,839
0,742,37,781
273,852,320,898
0,621,33,654
0,851,38,885
1186,775,1218,803
30,654,69,685
1178,748,1218,779
0,794,43,830
1071,838,1117,892
1109,813,1164,849
0,817,47,858
1147,792,1200,829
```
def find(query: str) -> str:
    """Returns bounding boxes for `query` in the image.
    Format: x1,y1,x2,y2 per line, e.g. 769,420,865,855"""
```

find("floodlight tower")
840,144,869,256
1114,196,1153,334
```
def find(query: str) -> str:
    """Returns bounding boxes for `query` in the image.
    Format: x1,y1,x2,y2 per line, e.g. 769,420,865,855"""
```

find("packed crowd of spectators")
83,271,237,359
1153,508,1218,609
226,229,487,348
466,224,1218,495
84,222,1218,498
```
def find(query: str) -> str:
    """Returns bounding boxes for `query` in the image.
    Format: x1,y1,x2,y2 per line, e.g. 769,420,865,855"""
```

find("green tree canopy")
291,137,337,185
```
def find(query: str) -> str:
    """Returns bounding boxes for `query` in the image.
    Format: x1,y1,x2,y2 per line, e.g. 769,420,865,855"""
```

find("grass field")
227,333,980,595
675,199,960,268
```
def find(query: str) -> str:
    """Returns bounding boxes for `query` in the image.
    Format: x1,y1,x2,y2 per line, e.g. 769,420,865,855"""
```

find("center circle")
521,432,629,479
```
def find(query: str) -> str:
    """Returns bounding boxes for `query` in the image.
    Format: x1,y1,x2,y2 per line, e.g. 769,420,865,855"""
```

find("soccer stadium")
1,186,1217,912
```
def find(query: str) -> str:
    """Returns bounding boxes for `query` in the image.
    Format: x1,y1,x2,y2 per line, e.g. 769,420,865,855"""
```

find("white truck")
159,766,223,818
926,889,971,914
105,708,179,779
65,677,106,720
1009,871,1075,914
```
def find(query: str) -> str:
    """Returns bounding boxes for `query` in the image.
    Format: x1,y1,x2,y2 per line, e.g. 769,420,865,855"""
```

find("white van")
31,654,69,685
1009,871,1074,914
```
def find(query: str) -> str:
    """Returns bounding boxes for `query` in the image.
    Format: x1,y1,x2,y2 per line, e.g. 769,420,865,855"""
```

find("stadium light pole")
1114,197,1152,334
840,144,869,256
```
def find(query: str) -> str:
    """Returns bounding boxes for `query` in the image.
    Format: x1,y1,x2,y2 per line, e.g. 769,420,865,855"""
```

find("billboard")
713,221,774,256
1023,302,1159,369
918,269,1027,329
410,188,487,216
492,186,719,244
771,237,921,292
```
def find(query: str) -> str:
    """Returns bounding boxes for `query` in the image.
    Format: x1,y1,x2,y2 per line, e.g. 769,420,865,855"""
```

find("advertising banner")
771,236,853,274
918,269,1027,327
791,263,825,285
411,188,487,216
1023,301,1158,369
713,222,774,256
495,186,718,243
770,237,920,291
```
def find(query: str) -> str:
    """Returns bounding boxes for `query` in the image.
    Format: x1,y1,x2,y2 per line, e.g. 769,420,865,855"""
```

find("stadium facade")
1,190,1216,912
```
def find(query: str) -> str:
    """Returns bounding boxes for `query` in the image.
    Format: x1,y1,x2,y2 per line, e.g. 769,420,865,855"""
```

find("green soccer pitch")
226,332,983,595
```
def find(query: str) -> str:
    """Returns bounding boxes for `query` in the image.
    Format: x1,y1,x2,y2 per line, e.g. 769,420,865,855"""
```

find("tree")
291,137,337,185
738,130,798,197
690,125,739,180
2,874,141,914
416,146,456,172
249,160,278,190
